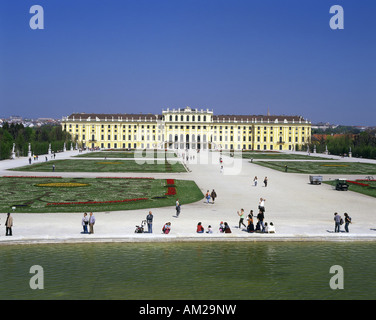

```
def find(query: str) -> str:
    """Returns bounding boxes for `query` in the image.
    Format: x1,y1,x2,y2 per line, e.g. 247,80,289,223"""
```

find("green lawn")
240,152,332,160
324,180,376,198
75,151,177,158
0,177,203,213
252,161,376,174
10,159,186,173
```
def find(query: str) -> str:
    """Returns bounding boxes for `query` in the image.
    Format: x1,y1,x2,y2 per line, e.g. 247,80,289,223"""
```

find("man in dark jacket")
257,210,265,233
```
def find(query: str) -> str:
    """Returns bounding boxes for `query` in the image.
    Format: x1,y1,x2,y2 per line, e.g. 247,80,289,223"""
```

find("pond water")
0,241,375,300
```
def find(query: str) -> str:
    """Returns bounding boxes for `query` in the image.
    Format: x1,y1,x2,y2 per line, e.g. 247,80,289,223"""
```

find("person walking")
237,209,247,229
146,211,153,233
334,212,341,233
344,212,352,233
88,212,95,234
5,213,13,236
253,176,258,186
224,222,232,233
176,199,181,217
205,190,211,204
211,189,217,204
263,177,268,187
82,212,89,234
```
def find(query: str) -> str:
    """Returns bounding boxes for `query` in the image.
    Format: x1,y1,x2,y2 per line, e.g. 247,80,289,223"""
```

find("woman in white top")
267,222,275,233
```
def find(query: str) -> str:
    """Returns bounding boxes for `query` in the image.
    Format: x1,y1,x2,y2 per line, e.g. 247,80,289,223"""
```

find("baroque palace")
62,107,311,151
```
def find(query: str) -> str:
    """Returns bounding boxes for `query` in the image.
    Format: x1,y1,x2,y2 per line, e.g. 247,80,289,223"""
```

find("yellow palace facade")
62,107,311,151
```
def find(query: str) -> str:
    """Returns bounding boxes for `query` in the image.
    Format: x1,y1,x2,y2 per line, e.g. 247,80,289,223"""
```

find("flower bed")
165,187,176,195
347,180,370,187
47,197,148,206
95,177,154,179
165,179,176,195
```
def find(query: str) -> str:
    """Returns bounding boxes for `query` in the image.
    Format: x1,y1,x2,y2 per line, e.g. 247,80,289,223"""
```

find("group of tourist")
236,206,275,234
1,209,353,238
334,212,352,233
81,212,96,234
253,176,268,187
204,189,217,204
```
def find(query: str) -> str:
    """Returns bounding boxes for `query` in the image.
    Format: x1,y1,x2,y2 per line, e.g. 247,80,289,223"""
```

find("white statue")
11,143,16,159
28,143,32,158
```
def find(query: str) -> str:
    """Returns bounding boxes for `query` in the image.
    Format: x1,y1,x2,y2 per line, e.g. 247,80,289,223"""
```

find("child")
219,221,225,233
162,222,171,234
206,225,213,234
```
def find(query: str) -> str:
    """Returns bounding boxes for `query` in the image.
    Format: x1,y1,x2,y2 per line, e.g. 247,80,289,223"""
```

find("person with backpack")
205,190,211,204
344,213,352,233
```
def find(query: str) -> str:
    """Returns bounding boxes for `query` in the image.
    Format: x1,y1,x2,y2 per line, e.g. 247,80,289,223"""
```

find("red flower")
95,177,154,179
347,180,369,187
165,187,176,195
166,179,175,185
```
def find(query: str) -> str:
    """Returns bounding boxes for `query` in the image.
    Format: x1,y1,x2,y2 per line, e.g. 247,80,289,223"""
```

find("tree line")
308,128,376,159
0,122,72,160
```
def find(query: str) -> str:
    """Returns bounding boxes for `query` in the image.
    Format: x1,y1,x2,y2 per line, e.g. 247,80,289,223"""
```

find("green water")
0,241,375,300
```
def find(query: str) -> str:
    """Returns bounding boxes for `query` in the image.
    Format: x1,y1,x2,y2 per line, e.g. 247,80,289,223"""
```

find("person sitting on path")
224,222,232,233
162,222,171,234
247,212,254,233
196,222,204,233
267,222,275,233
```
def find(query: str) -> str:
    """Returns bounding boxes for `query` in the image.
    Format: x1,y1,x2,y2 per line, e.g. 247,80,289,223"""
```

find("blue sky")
0,0,375,125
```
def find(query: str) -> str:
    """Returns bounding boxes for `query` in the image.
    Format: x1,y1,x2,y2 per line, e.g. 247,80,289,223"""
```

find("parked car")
335,179,349,191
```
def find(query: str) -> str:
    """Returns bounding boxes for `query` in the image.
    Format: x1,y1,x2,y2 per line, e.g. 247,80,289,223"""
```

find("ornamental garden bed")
252,161,376,174
0,176,203,213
